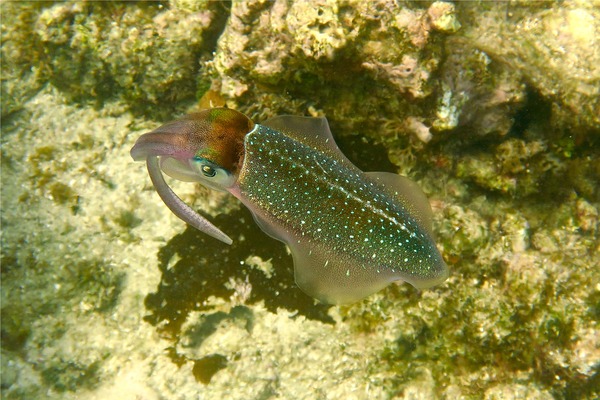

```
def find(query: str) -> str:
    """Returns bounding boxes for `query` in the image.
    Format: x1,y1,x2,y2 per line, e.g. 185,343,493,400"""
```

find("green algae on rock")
1,1,224,120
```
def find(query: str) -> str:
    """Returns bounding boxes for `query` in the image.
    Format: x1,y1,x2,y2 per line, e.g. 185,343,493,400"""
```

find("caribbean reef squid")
131,108,448,304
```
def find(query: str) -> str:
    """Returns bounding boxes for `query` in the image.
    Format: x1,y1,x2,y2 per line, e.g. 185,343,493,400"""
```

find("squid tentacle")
146,156,233,245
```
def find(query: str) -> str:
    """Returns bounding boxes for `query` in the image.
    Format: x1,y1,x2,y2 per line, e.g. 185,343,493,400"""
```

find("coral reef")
1,1,599,399
1,1,227,120
207,0,449,133
464,1,600,132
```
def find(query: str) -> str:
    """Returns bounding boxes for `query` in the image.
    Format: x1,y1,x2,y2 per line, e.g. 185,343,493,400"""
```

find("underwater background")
1,1,598,399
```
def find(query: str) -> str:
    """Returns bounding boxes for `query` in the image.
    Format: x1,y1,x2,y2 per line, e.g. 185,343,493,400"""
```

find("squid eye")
201,164,216,177
190,156,236,190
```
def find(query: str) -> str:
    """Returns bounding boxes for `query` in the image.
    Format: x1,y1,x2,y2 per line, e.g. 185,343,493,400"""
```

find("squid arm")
146,155,233,245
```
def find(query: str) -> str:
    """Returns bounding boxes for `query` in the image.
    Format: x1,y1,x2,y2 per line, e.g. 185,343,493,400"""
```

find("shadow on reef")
143,206,334,339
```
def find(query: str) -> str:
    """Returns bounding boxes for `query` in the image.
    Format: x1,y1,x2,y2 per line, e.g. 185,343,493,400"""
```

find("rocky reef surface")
1,1,598,399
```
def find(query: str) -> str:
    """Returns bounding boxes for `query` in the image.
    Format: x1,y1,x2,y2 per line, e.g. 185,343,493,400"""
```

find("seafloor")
1,1,598,399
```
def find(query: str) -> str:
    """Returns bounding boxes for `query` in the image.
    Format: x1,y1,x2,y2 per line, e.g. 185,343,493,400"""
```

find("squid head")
130,108,254,244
